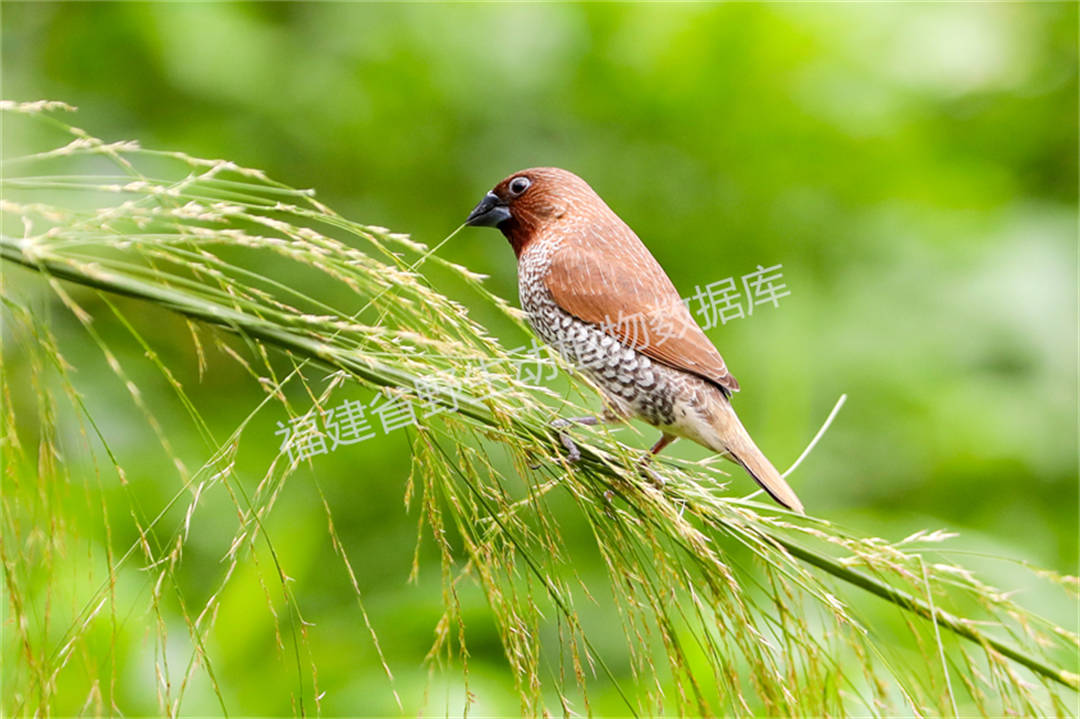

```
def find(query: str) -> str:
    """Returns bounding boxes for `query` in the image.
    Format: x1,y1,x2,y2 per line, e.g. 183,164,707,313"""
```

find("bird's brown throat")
501,203,562,257
500,219,537,258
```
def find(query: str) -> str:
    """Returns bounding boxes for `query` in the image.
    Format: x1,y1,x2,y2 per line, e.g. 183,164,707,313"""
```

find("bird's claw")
637,451,668,489
640,463,666,488
528,418,582,469
558,428,581,463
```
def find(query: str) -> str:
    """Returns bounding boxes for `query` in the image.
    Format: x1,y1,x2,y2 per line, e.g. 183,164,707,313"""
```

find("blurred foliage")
2,2,1077,716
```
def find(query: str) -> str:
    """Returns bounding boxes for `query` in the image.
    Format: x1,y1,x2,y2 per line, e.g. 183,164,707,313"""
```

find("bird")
464,167,804,513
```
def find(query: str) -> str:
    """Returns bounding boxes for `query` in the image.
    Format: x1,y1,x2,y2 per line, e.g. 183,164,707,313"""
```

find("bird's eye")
509,176,531,196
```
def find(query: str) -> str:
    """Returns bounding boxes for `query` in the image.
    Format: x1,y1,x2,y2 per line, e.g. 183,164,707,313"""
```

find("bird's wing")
543,224,740,394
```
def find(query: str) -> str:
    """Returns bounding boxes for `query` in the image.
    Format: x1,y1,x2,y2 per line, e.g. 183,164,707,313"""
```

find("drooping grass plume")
1,101,1076,717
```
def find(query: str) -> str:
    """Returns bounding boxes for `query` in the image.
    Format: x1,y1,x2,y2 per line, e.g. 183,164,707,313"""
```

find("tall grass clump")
2,101,1077,717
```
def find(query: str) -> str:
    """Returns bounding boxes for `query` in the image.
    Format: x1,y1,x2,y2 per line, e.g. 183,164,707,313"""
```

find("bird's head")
465,167,601,256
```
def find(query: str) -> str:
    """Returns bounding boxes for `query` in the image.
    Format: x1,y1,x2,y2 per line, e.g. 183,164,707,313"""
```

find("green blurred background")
3,2,1077,715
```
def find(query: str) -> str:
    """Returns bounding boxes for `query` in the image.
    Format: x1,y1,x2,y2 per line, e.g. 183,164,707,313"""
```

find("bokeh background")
3,2,1077,715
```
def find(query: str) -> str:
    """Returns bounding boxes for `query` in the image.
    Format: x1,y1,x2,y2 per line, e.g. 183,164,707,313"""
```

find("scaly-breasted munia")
465,167,804,513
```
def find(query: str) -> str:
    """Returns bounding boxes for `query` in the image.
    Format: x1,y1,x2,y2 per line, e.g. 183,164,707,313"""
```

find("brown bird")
465,167,804,513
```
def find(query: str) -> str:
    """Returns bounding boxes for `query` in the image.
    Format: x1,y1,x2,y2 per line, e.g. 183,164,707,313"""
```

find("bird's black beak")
465,192,512,228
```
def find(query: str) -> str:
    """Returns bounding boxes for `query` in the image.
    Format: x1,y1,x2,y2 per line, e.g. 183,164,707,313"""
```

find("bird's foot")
529,415,600,468
637,433,676,489
552,418,582,463
638,457,667,489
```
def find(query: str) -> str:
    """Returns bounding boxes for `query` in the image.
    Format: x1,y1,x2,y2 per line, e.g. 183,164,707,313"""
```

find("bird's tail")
711,403,805,514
